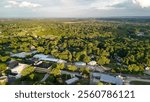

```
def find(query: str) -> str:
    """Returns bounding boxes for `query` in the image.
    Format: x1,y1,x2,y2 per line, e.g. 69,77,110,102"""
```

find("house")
11,52,28,58
33,54,67,63
8,60,19,69
41,57,58,62
33,54,49,59
92,73,123,85
88,61,97,66
65,77,79,85
57,59,67,63
11,51,37,58
75,62,86,66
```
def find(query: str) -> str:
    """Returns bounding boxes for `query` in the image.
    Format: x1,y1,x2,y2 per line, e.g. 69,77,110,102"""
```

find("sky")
0,0,150,18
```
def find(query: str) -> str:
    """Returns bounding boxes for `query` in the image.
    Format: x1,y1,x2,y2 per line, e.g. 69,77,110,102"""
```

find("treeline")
0,19,150,74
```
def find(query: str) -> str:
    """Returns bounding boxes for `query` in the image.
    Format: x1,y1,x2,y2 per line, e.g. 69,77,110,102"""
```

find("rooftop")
11,51,37,58
33,54,66,63
75,62,86,66
92,73,123,85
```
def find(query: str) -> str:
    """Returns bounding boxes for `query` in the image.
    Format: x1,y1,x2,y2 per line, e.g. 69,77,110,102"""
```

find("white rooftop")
75,62,86,66
33,54,67,63
88,61,97,66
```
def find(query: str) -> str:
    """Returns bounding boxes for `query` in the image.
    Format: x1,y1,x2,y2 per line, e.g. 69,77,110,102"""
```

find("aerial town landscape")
0,18,150,85
1,0,150,85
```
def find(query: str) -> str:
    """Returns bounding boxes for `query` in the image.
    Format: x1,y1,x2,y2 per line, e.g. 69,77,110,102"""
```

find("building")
11,51,37,58
33,54,67,63
11,52,28,58
75,62,86,66
92,73,123,85
65,77,79,85
88,61,97,66
57,59,67,63
33,54,49,59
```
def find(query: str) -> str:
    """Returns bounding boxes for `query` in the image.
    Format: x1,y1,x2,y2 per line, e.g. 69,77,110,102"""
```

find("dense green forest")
0,19,150,75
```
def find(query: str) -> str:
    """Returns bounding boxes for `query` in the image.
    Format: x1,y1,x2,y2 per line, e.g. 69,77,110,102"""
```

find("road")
33,62,150,85
40,73,50,82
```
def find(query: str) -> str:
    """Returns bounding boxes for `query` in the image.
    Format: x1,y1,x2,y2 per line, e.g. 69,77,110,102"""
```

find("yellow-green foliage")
21,66,35,77
67,65,77,72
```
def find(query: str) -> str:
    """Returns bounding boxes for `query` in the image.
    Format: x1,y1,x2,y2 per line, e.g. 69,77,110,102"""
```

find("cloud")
19,1,41,8
8,0,18,5
5,0,42,8
90,0,129,9
133,0,150,8
1,0,150,18
89,0,150,9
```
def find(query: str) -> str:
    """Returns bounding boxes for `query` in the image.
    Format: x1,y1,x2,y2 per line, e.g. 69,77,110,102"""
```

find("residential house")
11,51,37,58
33,54,67,63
